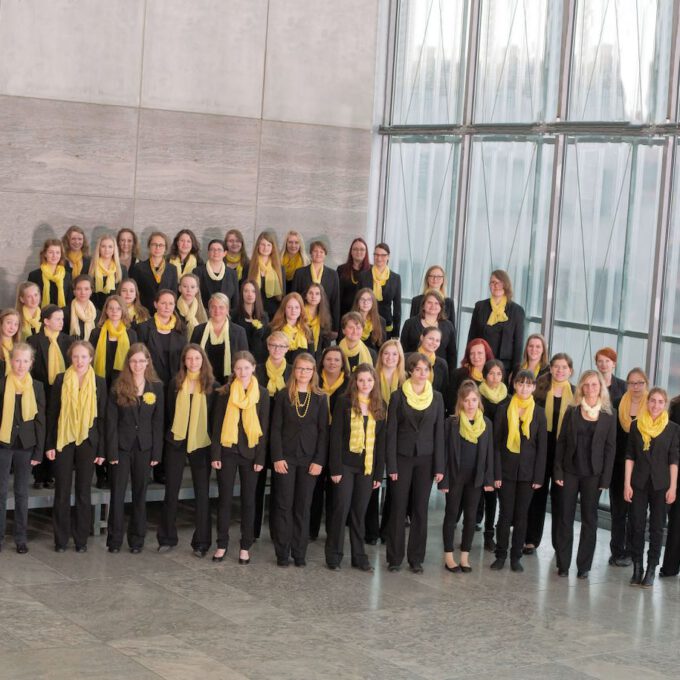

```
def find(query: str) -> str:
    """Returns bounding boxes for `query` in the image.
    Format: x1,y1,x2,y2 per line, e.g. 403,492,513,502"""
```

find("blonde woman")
0,309,21,375
247,231,284,318
409,265,455,321
88,234,127,309
62,225,90,278
281,230,309,292
28,239,73,309
175,273,208,339
15,282,42,341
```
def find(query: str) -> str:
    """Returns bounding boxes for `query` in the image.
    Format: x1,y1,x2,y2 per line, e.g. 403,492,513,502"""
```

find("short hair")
341,311,364,329
405,352,431,375
513,369,536,386
595,347,617,364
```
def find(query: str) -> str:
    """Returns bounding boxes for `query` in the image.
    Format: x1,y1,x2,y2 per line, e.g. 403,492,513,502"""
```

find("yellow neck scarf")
170,253,197,279
487,296,508,326
282,323,308,351
339,338,372,370
70,300,97,340
21,306,41,340
470,366,484,382
258,257,282,299
154,314,176,332
546,380,572,435
200,320,231,377
222,379,263,448
506,394,535,453
281,251,303,282
459,408,486,444
402,379,433,410
0,373,38,444
56,366,97,451
521,361,542,378
349,396,376,475
361,317,373,342
479,381,508,404
2,339,13,374
150,258,166,284
225,253,243,280
127,305,137,322
379,370,399,405
305,307,320,349
265,358,286,396
171,371,210,453
67,250,83,277
618,392,648,433
417,345,436,384
44,328,65,385
177,297,205,338
310,263,324,284
321,371,345,421
206,260,226,281
94,320,130,377
40,263,66,308
371,265,390,301
637,410,669,451
95,259,118,294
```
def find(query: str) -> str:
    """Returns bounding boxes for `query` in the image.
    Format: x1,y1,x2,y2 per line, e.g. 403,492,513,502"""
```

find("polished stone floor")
1,495,679,679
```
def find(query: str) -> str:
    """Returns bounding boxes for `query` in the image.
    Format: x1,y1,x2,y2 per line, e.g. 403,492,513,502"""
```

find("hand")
555,479,564,487
274,460,288,474
45,449,56,461
253,464,263,473
624,485,633,502
150,460,159,467
666,488,676,505
531,483,542,490
433,473,443,484
331,475,342,484
389,473,398,481
110,460,119,465
212,461,222,470
372,480,381,490
483,485,494,492
439,488,449,494
94,457,105,466
308,463,322,476
30,460,40,467
494,480,502,489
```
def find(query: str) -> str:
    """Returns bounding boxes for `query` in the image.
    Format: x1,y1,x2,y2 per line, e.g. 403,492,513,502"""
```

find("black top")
136,320,186,385
64,256,92,279
194,263,239,311
337,265,364,318
255,363,292,403
404,352,449,403
410,295,456,324
319,374,347,417
28,267,74,308
606,376,627,404
574,414,597,477
400,317,457,371
626,420,680,491
0,376,46,459
164,377,220,449
129,259,178,314
91,264,128,309
27,331,73,395
190,322,248,382
255,267,286,319
450,367,482,405
232,311,269,364
467,298,525,371
439,415,494,490
88,326,138,389
292,265,341,333
357,269,402,338
481,394,511,424
62,303,101,341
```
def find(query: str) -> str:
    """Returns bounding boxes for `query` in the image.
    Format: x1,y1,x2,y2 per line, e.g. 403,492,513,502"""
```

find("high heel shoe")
238,551,250,565
444,563,461,573
630,561,644,586
460,565,472,573
212,549,226,562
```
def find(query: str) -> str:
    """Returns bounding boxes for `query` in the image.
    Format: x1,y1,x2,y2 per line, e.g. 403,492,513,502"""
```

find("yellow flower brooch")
142,392,156,405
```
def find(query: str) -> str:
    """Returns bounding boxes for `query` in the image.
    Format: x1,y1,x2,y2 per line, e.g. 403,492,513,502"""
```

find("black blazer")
292,265,341,332
64,256,92,279
45,373,107,452
404,352,449,401
91,264,128,310
255,363,292,402
493,402,547,484
232,311,270,364
194,264,239,311
450,367,482,405
210,386,270,465
88,327,138,369
136,319,186,384
0,375,46,460
328,395,386,481
606,376,627,404
400,317,457,370
481,394,511,424
256,267,286,319
553,406,617,487
319,375,348,417
410,295,455,324
190,321,248,379
164,377,220,448
626,420,680,491
63,303,101,342
385,388,445,475
27,331,73,391
439,415,494,490
28,267,73,308
468,299,525,370
270,389,329,466
337,265,365,318
130,259,178,314
357,270,402,337
106,381,164,461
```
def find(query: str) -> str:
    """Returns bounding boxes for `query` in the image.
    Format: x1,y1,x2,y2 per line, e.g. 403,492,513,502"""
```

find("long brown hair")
286,353,323,403
224,228,249,269
247,231,283,295
236,279,265,321
97,295,132,328
62,225,90,258
0,308,22,343
351,288,383,345
270,292,312,341
305,283,332,333
116,228,140,259
348,364,385,420
116,278,150,323
175,344,215,394
112,343,161,406
39,239,65,265
222,350,258,394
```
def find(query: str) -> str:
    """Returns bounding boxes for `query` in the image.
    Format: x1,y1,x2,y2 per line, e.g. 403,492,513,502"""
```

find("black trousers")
556,473,601,571
53,442,96,548
661,480,680,575
107,446,152,550
32,456,54,483
271,460,316,561
496,480,534,561
364,484,382,541
215,452,259,550
254,455,274,539
443,478,482,552
309,469,332,539
325,465,374,567
0,448,32,545
630,481,668,566
385,454,433,567
473,488,497,538
609,464,633,559
525,447,559,549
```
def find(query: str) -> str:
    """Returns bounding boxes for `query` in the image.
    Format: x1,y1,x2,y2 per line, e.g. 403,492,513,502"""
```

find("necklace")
294,389,312,418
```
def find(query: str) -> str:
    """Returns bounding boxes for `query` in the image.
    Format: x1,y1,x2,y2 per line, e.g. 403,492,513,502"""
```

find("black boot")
630,561,644,586
641,565,656,588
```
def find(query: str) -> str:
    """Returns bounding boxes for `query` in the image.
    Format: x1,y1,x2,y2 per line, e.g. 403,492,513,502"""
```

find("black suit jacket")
130,259,178,314
357,270,402,337
64,256,92,279
63,302,101,341
232,311,270,364
255,363,292,403
28,267,73,308
410,295,455,324
0,376,46,460
194,264,239,311
468,298,525,370
292,265,341,332
136,319,186,384
91,264,128,310
626,420,680,491
164,377,220,448
27,331,73,391
404,352,449,402
400,317,457,371
439,415,494,490
190,322,248,377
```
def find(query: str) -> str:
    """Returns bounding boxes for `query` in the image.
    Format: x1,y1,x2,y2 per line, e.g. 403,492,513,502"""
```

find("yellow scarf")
95,259,117,294
321,370,344,421
265,358,286,396
479,381,508,404
171,371,210,453
379,370,399,405
40,263,66,308
56,366,97,451
310,264,324,285
154,314,176,332
206,260,226,281
545,380,572,436
417,345,436,384
349,396,376,475
150,258,166,284
487,296,508,326
176,297,205,338
258,257,282,299
94,320,130,377
169,253,197,279
225,253,243,280
2,339,13,374
200,320,231,378
618,391,648,433
637,410,669,451
506,394,535,453
44,328,65,385
305,307,321,350
521,361,542,377
221,379,263,448
21,307,41,340
339,338,372,370
470,367,484,382
69,300,97,340
0,373,38,444
402,379,433,410
459,408,486,444
361,317,373,342
281,251,303,282
371,265,390,301
282,323,308,351
127,305,137,322
67,250,83,277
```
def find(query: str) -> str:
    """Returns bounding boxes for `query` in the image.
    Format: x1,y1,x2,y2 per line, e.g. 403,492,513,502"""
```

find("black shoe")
75,545,87,554
352,563,373,573
327,563,341,570
409,563,423,574
630,561,644,586
193,548,207,558
130,546,142,554
615,556,632,567
475,524,482,532
387,564,400,572
444,563,461,573
33,481,42,490
277,558,290,567
43,480,54,490
157,545,172,553
239,551,250,565
16,544,28,554
308,535,317,542
510,559,524,573
659,569,677,578
490,558,505,570
108,546,120,553
577,570,589,579
641,566,656,588
54,545,66,553
522,546,536,555
460,565,472,573
365,538,378,546
558,569,569,577
294,558,306,567
484,536,496,552
212,549,226,562
95,479,109,490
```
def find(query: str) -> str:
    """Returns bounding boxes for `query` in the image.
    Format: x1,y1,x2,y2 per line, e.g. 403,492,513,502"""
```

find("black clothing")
130,259,178,314
357,270,402,338
292,265,341,333
467,299,525,372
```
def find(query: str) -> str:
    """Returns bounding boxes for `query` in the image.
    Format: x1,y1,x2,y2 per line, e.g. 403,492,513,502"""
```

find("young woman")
490,370,547,572
270,353,328,566
116,227,140,272
0,309,21,375
351,288,385,352
595,347,627,404
88,234,127,309
224,228,250,285
409,326,449,397
450,338,494,398
304,283,333,359
358,243,401,338
625,388,680,587
281,230,309,292
211,351,269,564
385,352,445,573
116,278,150,328
409,265,455,321
553,371,617,578
16,282,42,341
337,237,370,317
338,312,376,373
661,394,680,578
175,273,208,339
106,344,164,553
45,341,107,552
169,229,202,279
28,239,73,309
157,344,219,556
64,275,98,342
190,293,247,384
468,269,525,374
268,292,312,364
62,225,91,278
510,334,550,386
26,305,71,396
0,343,45,554
194,239,239,311
232,280,269,364
247,231,284,318
326,364,385,571
130,232,178,314
439,381,494,573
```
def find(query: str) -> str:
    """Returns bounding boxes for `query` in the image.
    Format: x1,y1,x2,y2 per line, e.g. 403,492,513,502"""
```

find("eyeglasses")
627,381,646,387
295,367,314,373
150,242,165,249
428,274,444,281
269,344,288,351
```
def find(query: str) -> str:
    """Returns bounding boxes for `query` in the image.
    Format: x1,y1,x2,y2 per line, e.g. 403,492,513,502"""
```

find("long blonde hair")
89,234,123,282
280,230,310,265
376,339,406,385
247,231,284,295
286,353,323,403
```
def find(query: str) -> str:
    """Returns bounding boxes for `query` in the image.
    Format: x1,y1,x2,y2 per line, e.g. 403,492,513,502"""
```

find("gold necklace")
294,389,312,418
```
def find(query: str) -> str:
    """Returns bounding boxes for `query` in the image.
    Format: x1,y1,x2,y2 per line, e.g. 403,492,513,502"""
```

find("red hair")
461,338,494,367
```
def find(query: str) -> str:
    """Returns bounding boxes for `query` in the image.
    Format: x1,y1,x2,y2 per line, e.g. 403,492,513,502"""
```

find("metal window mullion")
666,0,680,121
556,0,577,120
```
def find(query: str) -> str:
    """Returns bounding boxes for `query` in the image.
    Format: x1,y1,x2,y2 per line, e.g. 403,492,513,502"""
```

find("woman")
270,353,328,566
191,293,247,384
45,341,107,552
0,343,45,554
304,283,333,359
247,231,284,318
116,228,140,272
385,352,445,572
468,269,525,373
175,273,208,339
232,280,269,364
224,228,250,285
157,344,219,557
554,371,617,578
194,239,239,311
62,225,91,278
326,364,385,571
439,381,494,573
524,353,574,554
130,232,178,314
88,234,127,309
106,344,164,553
595,347,627,403
281,230,309,292
610,368,648,567
28,239,73,309
337,237,370,317
490,370,547,572
0,309,21,376
116,278,150,328
450,338,494,398
661,394,680,578
510,334,550,386
16,282,42,341
625,388,679,587
358,243,401,338
293,240,341,332
63,275,98,342
351,288,385,352
409,327,449,397
26,305,71,395
211,351,269,564
409,265,455,321
268,292,313,364
338,312,376,373
169,229,202,279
